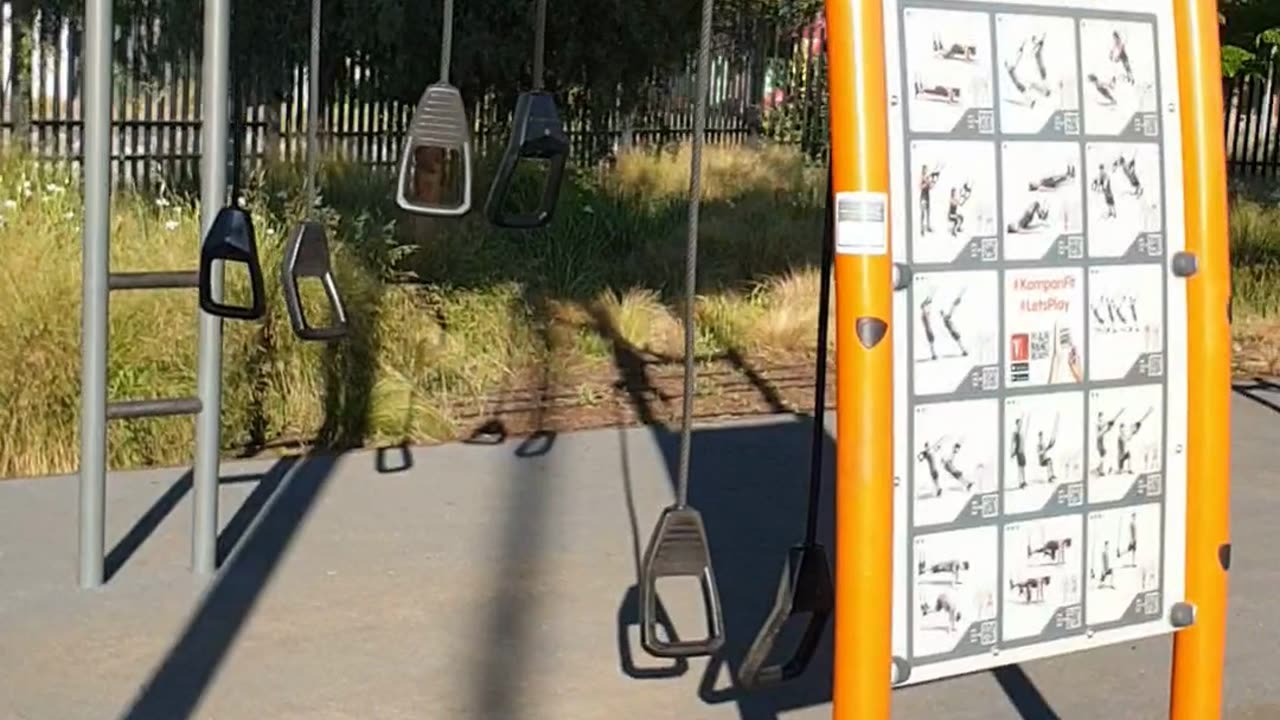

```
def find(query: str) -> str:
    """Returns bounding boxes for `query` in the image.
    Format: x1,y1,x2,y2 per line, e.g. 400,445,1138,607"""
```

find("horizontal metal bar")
108,271,199,291
106,397,203,420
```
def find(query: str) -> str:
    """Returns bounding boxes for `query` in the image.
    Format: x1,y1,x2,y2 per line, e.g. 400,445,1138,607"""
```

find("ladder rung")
106,397,203,420
108,271,199,291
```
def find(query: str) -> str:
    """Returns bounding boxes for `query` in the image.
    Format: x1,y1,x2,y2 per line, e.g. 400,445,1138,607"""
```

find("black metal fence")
0,6,830,189
5,6,1269,183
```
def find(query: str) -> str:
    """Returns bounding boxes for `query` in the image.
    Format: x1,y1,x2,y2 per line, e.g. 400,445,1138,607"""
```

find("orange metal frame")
824,0,1231,717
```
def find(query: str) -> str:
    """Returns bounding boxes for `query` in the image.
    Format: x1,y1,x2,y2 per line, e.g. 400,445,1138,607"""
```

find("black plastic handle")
639,507,726,658
199,206,267,321
484,91,569,230
281,220,348,342
737,543,833,690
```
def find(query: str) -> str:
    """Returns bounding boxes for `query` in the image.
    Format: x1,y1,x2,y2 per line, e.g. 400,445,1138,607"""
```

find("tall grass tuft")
2,146,1277,478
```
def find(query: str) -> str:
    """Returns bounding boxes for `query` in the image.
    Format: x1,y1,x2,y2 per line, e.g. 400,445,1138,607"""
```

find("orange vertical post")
826,0,894,718
1169,0,1232,718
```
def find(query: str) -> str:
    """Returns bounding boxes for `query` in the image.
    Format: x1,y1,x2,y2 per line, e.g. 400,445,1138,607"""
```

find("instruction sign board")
884,0,1189,686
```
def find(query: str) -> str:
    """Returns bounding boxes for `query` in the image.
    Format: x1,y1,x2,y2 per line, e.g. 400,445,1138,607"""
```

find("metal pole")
78,0,113,590
1169,0,1232,715
826,0,893,716
192,0,231,575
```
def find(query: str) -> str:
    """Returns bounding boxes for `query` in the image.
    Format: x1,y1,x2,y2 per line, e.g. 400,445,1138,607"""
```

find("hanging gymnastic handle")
396,82,473,217
639,507,726,658
281,220,349,341
737,544,834,690
198,205,267,321
483,91,569,229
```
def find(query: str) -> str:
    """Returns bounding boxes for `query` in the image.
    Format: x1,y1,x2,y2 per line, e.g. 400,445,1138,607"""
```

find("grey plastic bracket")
893,262,911,291
1170,602,1196,628
891,656,912,685
1171,251,1198,278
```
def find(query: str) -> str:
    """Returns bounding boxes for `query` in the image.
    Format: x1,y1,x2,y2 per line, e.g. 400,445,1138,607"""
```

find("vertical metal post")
826,0,893,717
1169,0,1232,716
192,0,231,575
77,0,113,590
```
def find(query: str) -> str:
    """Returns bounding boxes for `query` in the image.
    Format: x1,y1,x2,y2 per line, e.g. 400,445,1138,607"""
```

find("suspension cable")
675,0,715,508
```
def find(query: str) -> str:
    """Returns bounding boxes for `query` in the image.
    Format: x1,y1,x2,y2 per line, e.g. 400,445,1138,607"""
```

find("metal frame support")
192,0,232,576
78,0,114,590
1169,0,1231,716
76,0,231,587
826,0,894,718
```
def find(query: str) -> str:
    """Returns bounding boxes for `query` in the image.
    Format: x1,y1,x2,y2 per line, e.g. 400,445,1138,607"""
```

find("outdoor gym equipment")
637,0,724,660
282,0,348,342
396,0,473,216
198,84,266,322
737,171,835,690
483,0,569,229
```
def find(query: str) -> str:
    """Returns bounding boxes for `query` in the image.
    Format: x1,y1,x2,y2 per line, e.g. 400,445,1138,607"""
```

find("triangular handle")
737,543,833,690
281,220,348,341
199,206,267,321
639,507,726,658
484,91,569,229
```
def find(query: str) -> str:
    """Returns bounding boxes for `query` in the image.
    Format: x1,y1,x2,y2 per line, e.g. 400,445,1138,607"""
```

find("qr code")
979,621,998,645
978,111,995,134
1064,605,1083,630
1066,235,1084,259
1146,473,1164,496
1142,592,1162,616
1062,112,1080,135
1146,234,1164,256
1066,483,1084,507
1147,353,1165,377
981,237,998,261
1143,115,1160,137
981,366,999,390
980,494,998,517
1030,331,1051,360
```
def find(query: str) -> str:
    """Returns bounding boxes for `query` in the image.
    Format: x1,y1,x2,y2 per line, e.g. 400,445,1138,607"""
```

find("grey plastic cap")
891,656,912,685
1172,251,1198,278
893,262,911,291
1170,601,1196,628
397,83,473,217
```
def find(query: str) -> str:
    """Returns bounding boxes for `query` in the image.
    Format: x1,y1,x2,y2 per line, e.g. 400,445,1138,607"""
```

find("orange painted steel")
1169,0,1232,717
825,0,895,718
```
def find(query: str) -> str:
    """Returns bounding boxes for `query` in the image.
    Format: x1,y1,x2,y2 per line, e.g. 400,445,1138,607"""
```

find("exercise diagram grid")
893,0,1176,677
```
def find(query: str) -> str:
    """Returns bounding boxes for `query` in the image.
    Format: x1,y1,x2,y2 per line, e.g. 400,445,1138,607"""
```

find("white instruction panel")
885,0,1188,687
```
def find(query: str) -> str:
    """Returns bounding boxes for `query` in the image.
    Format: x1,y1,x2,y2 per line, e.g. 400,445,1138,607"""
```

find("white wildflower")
64,211,75,220
45,183,65,195
164,220,180,232
2,200,15,211
155,197,171,208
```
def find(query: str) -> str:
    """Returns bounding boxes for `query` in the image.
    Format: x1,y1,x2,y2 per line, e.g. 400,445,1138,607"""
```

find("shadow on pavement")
104,463,295,583
594,307,1061,720
1233,378,1280,414
117,452,338,720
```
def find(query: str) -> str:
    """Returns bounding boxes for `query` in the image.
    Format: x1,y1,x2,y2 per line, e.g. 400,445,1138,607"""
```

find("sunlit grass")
1,147,1276,477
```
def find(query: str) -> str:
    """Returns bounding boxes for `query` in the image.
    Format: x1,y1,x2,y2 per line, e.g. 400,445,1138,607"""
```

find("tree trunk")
8,0,34,152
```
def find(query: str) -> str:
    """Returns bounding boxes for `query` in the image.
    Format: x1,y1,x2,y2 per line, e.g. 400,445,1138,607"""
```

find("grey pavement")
0,391,1277,720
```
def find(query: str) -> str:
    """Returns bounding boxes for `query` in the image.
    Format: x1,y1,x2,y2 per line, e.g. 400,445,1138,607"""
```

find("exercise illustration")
904,8,994,133
1093,406,1152,476
1007,200,1052,234
1087,504,1161,626
934,34,979,62
919,163,943,233
912,142,998,263
916,436,978,497
920,591,964,633
948,183,973,236
1010,575,1052,604
914,76,962,105
1048,323,1085,384
918,556,971,586
1091,163,1118,219
1080,19,1158,136
1029,164,1076,191
1091,294,1140,332
918,288,969,361
1028,536,1073,565
1004,34,1053,107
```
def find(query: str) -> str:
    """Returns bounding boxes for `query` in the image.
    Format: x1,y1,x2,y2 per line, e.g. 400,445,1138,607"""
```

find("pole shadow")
591,304,837,720
1233,378,1280,414
104,464,294,583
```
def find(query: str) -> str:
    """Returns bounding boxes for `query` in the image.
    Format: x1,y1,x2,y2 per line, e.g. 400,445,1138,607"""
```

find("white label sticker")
835,191,890,256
